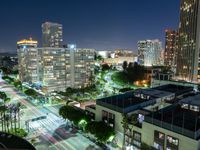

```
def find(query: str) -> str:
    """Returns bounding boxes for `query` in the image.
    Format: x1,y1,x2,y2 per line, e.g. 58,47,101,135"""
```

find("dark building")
164,29,178,70
42,22,63,48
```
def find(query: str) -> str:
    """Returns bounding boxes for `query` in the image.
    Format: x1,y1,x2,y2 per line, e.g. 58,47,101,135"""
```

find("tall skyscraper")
164,29,178,70
17,38,38,83
138,39,163,66
177,0,200,82
42,22,63,48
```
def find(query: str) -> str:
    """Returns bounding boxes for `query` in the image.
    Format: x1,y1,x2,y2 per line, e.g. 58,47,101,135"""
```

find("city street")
0,78,101,150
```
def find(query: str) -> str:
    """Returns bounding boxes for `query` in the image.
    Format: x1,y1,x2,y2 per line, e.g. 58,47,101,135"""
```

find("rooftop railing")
145,116,200,139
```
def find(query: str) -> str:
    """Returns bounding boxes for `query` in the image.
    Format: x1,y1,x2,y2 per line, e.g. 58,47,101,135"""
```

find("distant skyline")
0,0,180,53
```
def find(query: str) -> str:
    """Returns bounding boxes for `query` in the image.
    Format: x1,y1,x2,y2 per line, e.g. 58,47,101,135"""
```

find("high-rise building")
177,0,200,82
164,29,178,70
17,38,38,83
42,22,63,48
138,39,163,66
17,41,94,92
38,47,67,92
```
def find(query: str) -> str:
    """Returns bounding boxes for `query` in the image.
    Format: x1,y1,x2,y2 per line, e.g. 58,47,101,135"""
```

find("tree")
59,105,90,126
16,102,22,129
0,105,6,131
0,91,7,100
14,81,22,90
130,114,138,126
101,64,110,71
121,114,129,149
126,62,145,82
0,91,25,137
122,61,128,72
24,89,38,98
85,121,115,143
2,76,14,84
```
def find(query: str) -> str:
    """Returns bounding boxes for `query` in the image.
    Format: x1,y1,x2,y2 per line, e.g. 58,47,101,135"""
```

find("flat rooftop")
180,94,200,107
135,88,173,98
153,84,193,96
145,104,200,139
97,92,156,113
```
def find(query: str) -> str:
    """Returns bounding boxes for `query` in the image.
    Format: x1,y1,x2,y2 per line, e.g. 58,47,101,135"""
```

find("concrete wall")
142,122,199,150
95,105,124,147
95,105,124,133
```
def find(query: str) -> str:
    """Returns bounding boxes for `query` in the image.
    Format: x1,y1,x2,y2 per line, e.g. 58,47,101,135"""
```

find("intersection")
0,79,101,150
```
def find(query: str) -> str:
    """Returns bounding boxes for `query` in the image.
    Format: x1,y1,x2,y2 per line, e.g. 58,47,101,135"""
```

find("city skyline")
0,0,180,53
2,1,200,150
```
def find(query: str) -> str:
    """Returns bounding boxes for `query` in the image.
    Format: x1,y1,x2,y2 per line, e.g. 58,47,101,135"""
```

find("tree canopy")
24,89,38,98
122,62,146,82
59,105,90,126
85,121,115,143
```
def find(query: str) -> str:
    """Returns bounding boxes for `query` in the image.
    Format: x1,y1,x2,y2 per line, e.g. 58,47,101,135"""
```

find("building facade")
17,41,95,92
176,0,200,82
17,38,38,83
164,29,178,71
42,22,63,48
85,84,196,150
138,39,163,66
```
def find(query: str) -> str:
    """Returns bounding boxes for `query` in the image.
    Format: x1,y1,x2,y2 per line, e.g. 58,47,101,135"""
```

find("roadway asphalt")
0,79,101,150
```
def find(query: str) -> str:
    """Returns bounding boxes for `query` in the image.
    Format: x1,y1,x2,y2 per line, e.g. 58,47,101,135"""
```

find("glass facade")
177,0,200,82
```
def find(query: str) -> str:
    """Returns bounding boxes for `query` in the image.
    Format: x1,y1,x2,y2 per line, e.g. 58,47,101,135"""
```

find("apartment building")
17,40,95,92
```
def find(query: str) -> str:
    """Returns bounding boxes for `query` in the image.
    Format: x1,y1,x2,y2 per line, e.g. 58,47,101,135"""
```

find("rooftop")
180,94,200,107
17,38,38,45
153,84,193,96
135,88,173,98
145,103,200,139
97,92,156,113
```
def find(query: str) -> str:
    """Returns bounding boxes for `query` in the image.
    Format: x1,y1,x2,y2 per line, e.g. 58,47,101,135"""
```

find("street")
0,79,101,150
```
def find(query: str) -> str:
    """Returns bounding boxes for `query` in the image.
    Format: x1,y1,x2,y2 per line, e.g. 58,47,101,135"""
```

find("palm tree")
5,114,10,133
9,104,15,132
0,105,6,131
121,114,129,150
0,91,7,100
3,106,8,132
16,102,21,129
129,114,138,143
13,105,17,132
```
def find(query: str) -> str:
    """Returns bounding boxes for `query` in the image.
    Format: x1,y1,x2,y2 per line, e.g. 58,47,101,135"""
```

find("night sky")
0,0,180,53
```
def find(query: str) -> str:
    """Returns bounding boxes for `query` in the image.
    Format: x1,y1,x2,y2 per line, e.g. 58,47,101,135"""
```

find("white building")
18,40,95,92
138,39,163,66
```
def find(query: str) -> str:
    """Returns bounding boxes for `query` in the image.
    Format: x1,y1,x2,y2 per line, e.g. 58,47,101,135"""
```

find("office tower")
164,29,178,70
42,22,63,48
177,0,200,82
138,39,163,66
17,38,38,83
